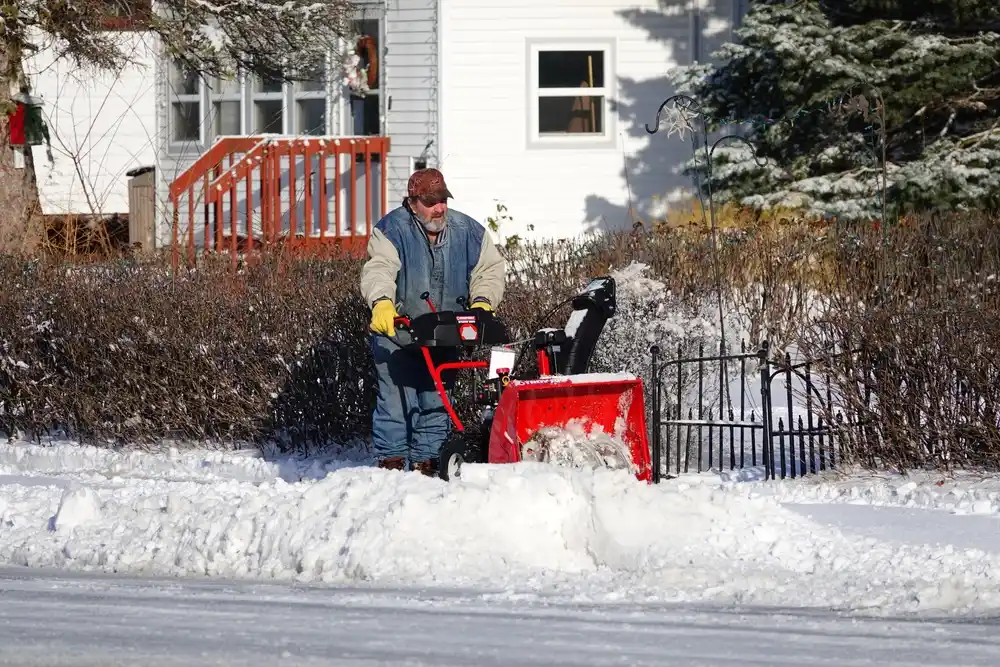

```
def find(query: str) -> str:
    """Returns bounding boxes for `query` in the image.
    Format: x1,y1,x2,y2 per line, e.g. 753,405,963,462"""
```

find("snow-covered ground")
6,439,1000,664
4,438,1000,616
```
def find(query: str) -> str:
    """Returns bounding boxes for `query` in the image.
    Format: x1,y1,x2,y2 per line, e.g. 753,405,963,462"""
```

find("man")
359,168,506,474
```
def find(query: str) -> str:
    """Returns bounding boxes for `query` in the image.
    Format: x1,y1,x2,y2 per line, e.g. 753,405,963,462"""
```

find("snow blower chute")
392,276,652,483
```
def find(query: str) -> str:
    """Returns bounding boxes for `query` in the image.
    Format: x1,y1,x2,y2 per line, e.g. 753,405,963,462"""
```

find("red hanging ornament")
7,102,26,147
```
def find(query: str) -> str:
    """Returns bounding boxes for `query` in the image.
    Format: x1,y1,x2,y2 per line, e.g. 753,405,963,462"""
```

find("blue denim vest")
375,204,489,318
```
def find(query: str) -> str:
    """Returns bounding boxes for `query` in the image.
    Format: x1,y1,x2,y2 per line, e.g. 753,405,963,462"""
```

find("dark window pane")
171,62,199,95
298,98,326,135
538,51,604,88
209,76,240,96
172,102,200,141
257,73,284,94
214,101,241,135
297,76,325,93
538,96,603,134
103,0,151,22
255,100,283,133
351,94,381,135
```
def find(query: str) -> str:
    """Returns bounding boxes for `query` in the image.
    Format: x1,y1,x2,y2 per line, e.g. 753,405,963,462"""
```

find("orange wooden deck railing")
168,135,391,269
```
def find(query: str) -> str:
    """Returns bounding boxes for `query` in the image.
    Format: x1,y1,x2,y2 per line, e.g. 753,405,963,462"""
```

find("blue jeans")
370,334,458,463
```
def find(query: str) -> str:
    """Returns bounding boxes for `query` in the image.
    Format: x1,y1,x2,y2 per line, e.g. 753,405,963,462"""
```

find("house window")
295,73,328,136
169,60,202,143
252,72,285,133
350,18,383,137
528,41,614,147
165,21,385,149
209,75,243,136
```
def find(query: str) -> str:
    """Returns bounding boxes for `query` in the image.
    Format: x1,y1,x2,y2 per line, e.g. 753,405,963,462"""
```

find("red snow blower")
391,276,652,483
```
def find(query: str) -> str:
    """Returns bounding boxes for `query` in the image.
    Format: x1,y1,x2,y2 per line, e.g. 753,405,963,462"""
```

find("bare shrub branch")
0,210,997,473
8,0,357,82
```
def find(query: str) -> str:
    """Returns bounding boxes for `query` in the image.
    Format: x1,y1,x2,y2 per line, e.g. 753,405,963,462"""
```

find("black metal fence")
649,341,850,482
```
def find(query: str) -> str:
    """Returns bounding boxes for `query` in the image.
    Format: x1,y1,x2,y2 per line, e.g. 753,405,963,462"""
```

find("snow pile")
521,421,636,472
730,465,1000,516
50,486,102,531
5,439,1000,615
0,438,369,485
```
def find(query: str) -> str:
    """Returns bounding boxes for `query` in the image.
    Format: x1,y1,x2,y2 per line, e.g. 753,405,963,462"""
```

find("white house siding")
384,0,440,207
439,0,742,241
151,42,199,248
23,31,158,217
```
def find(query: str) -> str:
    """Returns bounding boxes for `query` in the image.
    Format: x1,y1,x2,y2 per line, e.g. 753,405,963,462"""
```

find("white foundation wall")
23,31,158,217
439,0,741,241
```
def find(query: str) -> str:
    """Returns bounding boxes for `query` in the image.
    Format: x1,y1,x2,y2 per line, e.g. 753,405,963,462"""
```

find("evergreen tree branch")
667,0,1000,220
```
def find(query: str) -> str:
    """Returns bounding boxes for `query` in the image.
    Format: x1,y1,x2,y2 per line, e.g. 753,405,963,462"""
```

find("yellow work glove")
470,300,493,313
370,299,399,336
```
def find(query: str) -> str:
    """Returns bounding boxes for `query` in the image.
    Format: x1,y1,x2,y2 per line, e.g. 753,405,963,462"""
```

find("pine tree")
666,0,1000,220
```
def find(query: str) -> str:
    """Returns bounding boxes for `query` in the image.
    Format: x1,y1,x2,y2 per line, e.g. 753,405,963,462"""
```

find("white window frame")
208,74,245,138
526,39,617,150
166,65,336,153
168,58,205,149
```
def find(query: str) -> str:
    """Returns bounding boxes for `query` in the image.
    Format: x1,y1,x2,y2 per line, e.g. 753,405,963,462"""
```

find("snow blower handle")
389,312,485,432
389,316,415,347
420,291,437,312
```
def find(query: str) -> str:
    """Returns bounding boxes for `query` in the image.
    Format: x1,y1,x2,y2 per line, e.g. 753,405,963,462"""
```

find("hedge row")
0,210,998,471
0,250,611,450
0,256,372,447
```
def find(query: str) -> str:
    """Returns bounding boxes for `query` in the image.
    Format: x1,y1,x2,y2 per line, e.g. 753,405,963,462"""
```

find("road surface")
2,566,998,666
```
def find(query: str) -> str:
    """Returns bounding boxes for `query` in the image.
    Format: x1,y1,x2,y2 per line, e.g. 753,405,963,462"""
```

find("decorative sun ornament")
661,102,699,140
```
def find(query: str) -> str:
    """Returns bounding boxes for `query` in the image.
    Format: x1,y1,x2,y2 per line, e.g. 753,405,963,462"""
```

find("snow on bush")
1,214,996,474
589,261,743,412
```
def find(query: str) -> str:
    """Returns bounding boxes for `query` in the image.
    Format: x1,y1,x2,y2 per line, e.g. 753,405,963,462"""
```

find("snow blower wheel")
438,441,466,481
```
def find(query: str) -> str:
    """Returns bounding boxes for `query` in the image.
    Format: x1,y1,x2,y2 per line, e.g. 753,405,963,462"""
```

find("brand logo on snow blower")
458,323,478,341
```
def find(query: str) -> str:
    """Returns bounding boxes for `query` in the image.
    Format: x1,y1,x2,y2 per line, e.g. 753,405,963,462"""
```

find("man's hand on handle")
470,300,493,313
370,299,399,337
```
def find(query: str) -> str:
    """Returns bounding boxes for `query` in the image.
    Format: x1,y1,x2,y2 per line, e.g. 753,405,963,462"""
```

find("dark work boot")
377,456,406,471
411,459,439,477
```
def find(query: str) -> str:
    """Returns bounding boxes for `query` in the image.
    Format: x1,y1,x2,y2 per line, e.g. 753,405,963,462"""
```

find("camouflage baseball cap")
407,168,453,202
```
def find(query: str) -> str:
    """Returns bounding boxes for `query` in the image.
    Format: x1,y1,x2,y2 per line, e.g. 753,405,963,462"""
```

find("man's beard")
418,213,446,233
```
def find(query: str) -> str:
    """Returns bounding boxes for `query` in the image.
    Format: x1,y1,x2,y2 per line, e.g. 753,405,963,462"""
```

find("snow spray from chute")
487,372,652,481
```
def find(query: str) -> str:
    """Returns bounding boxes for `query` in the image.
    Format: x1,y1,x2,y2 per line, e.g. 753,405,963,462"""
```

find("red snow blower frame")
391,276,652,483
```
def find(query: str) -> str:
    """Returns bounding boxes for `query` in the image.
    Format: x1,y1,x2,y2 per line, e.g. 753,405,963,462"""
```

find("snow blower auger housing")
392,277,652,483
